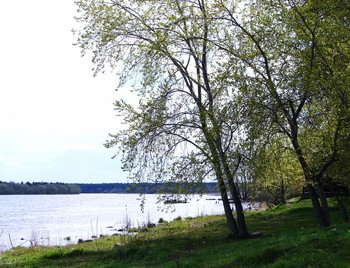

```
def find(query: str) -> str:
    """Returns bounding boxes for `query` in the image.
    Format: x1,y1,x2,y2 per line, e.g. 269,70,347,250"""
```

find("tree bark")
217,176,239,237
228,181,249,238
224,168,249,237
290,123,331,227
197,104,241,237
316,182,331,226
307,184,331,227
215,129,249,238
335,195,349,222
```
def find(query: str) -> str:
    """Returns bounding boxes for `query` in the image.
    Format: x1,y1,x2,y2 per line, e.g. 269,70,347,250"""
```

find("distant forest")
0,181,80,195
0,181,219,195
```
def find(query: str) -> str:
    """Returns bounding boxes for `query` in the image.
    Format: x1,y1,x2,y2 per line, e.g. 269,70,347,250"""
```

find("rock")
140,228,149,233
91,235,97,239
117,229,125,232
250,232,263,239
99,234,106,238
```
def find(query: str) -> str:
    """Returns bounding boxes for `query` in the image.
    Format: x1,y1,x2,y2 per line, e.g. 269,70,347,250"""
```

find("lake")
0,193,252,251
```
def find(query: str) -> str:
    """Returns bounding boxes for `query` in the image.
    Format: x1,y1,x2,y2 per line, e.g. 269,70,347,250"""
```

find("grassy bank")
1,197,349,267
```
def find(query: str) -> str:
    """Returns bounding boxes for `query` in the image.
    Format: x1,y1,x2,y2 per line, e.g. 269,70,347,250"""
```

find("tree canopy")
75,0,350,233
218,0,350,227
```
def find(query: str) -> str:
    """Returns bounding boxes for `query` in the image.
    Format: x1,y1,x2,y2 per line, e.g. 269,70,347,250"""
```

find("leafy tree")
216,0,350,226
75,0,249,237
254,136,304,206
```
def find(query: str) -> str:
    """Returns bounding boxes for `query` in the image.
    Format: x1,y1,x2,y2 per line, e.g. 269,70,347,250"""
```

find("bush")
173,216,182,221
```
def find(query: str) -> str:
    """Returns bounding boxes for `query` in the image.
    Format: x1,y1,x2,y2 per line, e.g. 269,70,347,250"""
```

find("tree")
216,0,350,227
254,136,304,206
75,0,249,237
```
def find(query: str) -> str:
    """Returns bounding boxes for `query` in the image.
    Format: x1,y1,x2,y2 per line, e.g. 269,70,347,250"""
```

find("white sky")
0,0,130,183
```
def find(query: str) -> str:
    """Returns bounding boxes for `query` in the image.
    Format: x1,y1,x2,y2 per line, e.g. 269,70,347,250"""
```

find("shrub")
173,216,182,221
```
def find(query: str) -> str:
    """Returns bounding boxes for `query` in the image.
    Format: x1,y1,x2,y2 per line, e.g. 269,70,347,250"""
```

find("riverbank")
0,193,234,251
1,197,349,267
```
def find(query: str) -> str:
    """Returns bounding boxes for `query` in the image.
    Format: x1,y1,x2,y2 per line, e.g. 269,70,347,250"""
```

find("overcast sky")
0,0,130,183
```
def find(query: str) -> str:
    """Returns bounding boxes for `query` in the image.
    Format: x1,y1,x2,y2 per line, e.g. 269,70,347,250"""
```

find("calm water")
0,193,250,251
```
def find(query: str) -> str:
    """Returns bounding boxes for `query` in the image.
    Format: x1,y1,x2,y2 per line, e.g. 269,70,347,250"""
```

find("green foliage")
74,0,250,236
253,137,304,205
75,0,244,183
173,216,182,221
74,0,350,228
158,218,166,224
215,0,350,226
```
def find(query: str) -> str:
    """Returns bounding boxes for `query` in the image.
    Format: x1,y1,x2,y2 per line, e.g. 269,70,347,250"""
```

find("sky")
0,0,131,183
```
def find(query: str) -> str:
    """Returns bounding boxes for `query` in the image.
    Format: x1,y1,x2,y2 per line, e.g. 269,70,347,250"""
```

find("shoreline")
1,197,348,267
0,197,263,253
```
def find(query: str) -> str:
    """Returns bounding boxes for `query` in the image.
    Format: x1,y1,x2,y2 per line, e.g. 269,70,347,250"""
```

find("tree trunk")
219,153,249,238
279,178,286,204
217,176,238,237
335,195,349,222
290,129,332,227
316,182,331,226
307,184,331,227
329,184,349,222
229,182,249,238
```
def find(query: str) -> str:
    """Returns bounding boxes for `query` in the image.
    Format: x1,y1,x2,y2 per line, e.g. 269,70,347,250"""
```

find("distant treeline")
0,181,220,195
0,181,80,195
76,182,220,194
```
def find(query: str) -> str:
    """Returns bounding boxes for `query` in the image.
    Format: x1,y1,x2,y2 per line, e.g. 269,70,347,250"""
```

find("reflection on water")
0,193,252,251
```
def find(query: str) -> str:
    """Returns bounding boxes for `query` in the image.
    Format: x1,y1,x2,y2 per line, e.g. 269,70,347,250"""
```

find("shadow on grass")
36,234,210,267
227,246,293,267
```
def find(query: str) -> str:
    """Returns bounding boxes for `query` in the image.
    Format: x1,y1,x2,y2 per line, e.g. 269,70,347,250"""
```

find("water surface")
0,193,247,251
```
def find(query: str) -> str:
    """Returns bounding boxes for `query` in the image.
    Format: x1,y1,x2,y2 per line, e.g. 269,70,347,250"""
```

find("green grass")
1,197,349,267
